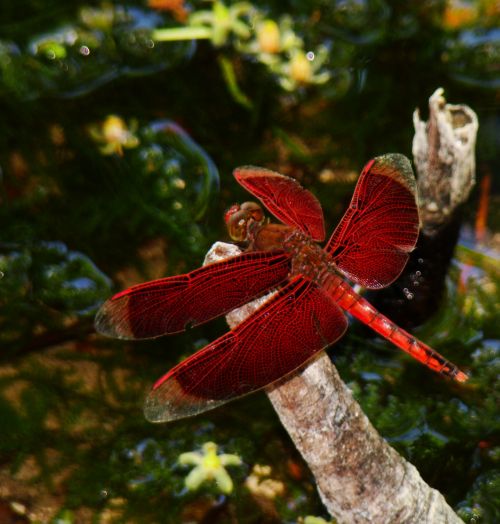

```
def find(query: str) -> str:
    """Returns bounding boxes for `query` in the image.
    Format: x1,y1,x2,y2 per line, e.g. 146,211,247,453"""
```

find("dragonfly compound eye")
240,201,264,223
225,202,264,241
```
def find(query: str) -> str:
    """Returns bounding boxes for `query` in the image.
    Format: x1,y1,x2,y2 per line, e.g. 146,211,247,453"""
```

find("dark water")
0,1,498,522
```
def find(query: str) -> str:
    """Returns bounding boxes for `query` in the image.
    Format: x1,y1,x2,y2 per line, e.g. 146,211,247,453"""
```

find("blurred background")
0,1,498,522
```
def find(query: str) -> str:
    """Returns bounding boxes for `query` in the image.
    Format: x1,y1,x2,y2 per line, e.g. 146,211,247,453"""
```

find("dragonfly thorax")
250,224,338,285
282,229,337,284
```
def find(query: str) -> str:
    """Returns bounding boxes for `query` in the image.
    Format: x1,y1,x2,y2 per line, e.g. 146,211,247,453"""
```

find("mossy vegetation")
0,1,498,522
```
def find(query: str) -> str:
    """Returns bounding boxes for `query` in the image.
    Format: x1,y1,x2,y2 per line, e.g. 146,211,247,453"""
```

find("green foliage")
0,0,498,522
0,4,194,99
341,260,500,521
0,242,112,352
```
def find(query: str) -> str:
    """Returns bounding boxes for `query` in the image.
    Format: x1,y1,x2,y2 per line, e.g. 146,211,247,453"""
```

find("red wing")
233,166,325,241
95,251,291,339
326,154,420,289
144,276,347,422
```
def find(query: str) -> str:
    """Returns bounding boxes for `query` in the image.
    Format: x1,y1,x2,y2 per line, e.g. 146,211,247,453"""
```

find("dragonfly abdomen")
327,281,468,383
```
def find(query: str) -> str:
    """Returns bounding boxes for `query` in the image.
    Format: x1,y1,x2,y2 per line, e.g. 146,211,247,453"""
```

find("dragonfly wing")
326,154,419,289
144,276,347,422
95,251,291,339
234,166,325,241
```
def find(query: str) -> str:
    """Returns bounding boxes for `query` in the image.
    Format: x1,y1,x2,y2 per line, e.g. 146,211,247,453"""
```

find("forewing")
95,251,291,339
234,166,325,241
326,154,419,289
144,276,348,422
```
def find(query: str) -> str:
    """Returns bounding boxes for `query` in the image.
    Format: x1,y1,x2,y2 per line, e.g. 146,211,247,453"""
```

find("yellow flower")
244,464,285,499
189,1,255,47
278,47,331,91
89,115,139,156
239,15,302,62
289,51,312,84
179,442,243,494
256,20,281,54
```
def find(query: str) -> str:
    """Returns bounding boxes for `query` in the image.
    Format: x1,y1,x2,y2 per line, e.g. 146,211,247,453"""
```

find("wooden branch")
204,242,463,524
413,87,478,235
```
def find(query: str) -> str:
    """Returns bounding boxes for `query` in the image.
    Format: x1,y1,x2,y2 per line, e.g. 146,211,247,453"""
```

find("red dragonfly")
96,154,468,423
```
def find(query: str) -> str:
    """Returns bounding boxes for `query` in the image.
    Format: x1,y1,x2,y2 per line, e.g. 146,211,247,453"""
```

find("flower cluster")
239,15,330,91
153,0,330,92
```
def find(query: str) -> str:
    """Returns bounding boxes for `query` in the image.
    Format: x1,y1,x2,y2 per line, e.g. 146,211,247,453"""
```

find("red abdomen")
327,279,467,382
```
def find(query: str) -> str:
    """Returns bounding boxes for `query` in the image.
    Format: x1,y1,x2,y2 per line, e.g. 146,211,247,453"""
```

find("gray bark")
413,87,478,235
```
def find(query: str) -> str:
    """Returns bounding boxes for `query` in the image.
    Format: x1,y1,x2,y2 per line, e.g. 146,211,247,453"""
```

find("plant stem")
218,56,253,109
152,26,212,42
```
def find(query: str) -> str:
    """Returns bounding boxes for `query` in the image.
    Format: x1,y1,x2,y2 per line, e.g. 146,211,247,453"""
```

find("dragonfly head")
225,201,266,241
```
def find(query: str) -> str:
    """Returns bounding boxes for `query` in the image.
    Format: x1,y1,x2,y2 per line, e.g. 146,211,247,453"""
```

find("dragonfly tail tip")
455,370,469,383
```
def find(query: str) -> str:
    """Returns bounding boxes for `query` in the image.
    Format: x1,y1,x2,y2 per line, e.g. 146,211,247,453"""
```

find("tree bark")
204,242,463,524
413,87,478,235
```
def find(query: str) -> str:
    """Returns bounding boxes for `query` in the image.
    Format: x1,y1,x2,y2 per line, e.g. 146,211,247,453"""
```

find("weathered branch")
413,87,478,235
363,89,479,327
204,242,463,524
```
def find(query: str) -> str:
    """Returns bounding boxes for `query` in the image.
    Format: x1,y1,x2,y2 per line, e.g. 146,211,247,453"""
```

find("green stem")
218,56,253,110
153,26,213,42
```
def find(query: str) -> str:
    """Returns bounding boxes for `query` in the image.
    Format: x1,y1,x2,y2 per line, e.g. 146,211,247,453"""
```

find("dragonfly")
95,153,468,423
